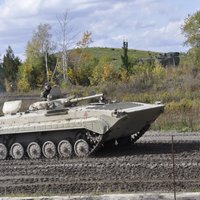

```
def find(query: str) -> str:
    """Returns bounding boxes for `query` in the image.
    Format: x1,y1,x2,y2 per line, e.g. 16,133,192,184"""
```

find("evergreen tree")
121,40,131,75
3,46,21,91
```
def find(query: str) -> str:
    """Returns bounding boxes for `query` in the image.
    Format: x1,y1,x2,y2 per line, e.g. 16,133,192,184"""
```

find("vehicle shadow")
94,141,200,158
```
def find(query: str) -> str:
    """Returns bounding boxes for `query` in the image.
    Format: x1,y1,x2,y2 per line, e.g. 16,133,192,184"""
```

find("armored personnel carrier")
0,94,164,160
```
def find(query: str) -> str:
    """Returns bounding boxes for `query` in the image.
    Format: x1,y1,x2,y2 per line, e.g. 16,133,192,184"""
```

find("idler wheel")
58,140,72,158
74,139,89,157
42,141,56,159
27,142,41,159
0,143,7,160
10,143,24,160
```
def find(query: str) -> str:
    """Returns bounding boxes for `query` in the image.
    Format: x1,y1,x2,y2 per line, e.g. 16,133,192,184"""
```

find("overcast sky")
0,0,199,60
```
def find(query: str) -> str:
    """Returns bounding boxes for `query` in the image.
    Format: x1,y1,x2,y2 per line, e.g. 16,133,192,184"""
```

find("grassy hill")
85,47,160,67
87,47,159,58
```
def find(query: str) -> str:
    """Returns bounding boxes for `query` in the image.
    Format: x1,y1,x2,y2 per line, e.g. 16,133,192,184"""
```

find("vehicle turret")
29,93,104,111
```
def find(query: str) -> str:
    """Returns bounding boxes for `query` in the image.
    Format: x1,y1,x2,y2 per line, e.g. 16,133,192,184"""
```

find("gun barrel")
70,93,103,103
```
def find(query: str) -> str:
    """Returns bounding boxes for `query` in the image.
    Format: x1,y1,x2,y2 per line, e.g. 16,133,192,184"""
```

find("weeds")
1,63,200,131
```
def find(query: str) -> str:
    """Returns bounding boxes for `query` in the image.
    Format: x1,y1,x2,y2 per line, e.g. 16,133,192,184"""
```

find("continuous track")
0,131,200,195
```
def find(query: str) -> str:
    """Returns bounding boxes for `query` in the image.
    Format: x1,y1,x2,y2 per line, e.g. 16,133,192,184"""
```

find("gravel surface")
1,131,200,196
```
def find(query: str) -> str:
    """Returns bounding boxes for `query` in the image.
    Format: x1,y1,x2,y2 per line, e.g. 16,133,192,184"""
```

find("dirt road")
0,131,200,195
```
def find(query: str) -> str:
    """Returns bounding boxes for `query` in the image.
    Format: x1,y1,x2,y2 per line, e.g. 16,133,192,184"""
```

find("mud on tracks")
1,131,200,195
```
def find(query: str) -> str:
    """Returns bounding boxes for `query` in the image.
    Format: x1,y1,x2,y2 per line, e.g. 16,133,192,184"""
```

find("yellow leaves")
102,63,117,82
67,68,77,85
91,63,119,85
152,61,166,79
77,31,93,48
119,68,130,82
167,98,194,112
17,63,33,92
90,64,103,85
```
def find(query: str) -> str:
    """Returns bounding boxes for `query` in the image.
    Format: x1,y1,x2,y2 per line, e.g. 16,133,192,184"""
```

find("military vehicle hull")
97,102,164,141
0,96,164,160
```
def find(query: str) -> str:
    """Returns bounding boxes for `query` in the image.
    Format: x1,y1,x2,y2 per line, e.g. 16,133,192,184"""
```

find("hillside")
85,47,160,67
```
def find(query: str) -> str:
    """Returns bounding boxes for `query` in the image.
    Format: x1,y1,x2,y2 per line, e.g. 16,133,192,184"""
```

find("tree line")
0,10,200,93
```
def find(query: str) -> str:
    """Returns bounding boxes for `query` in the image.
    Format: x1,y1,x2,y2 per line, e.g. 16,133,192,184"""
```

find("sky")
0,0,199,61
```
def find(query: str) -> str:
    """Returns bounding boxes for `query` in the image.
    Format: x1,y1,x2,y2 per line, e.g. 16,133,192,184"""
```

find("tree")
90,56,119,85
17,62,33,92
67,31,93,86
56,11,78,82
182,10,200,66
121,40,131,75
26,23,55,82
76,31,93,66
0,55,5,91
57,11,69,81
3,46,21,91
18,23,56,90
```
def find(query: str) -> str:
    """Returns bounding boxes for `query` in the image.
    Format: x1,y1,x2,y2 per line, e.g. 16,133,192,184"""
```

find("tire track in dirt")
0,131,200,195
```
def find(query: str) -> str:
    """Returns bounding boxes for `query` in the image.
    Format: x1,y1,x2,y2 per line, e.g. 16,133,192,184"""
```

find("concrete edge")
1,192,200,200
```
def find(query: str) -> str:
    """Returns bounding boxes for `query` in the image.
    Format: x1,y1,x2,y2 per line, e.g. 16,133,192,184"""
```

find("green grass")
87,47,159,58
85,47,159,67
0,47,193,131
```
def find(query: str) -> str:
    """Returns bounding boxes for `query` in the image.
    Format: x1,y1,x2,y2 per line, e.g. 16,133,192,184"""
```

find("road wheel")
10,143,24,160
58,140,73,158
74,139,89,157
0,143,7,160
27,142,41,159
42,141,56,159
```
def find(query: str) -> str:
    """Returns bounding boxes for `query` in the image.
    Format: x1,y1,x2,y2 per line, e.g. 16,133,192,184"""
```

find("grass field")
86,47,159,67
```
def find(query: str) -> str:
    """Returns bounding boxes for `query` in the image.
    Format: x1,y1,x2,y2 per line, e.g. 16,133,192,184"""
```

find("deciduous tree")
182,10,200,66
18,23,56,90
56,11,78,83
26,23,55,82
67,31,93,86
